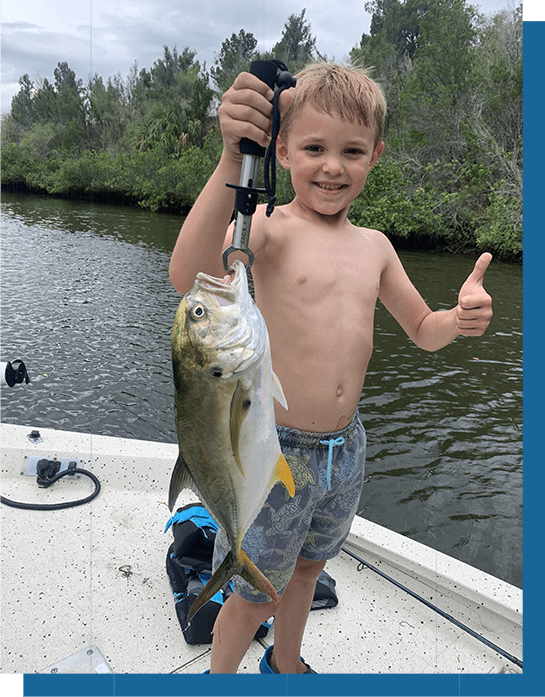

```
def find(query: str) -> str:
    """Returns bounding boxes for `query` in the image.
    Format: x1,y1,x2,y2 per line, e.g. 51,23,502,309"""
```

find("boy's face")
277,102,383,219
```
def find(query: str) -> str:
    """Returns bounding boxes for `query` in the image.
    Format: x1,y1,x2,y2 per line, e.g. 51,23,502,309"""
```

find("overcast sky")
1,0,529,114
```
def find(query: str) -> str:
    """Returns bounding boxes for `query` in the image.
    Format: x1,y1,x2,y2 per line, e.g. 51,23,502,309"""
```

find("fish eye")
189,303,206,321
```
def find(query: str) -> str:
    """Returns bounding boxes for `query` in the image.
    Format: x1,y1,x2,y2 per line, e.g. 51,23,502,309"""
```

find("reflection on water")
1,195,178,443
1,192,522,587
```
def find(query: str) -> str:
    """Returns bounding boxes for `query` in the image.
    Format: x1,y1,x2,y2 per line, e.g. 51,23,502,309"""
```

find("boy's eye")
305,145,322,152
346,148,364,155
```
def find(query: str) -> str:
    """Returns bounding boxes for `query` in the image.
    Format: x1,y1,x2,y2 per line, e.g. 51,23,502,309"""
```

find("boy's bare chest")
275,228,382,305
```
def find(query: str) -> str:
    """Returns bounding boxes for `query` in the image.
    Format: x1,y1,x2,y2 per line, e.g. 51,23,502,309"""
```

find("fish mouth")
195,261,245,304
196,260,244,290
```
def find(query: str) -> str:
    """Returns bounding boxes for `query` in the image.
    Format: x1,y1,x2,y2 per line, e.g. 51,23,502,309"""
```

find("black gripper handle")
239,61,280,158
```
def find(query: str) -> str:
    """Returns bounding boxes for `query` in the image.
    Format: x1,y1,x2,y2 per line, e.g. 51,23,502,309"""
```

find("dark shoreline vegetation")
1,2,522,262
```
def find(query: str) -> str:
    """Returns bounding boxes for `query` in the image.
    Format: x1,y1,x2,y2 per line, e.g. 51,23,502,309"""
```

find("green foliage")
348,0,521,260
474,187,522,261
128,130,224,212
348,156,519,261
1,5,522,261
272,9,319,72
211,30,258,94
349,159,448,245
10,74,34,128
2,121,64,191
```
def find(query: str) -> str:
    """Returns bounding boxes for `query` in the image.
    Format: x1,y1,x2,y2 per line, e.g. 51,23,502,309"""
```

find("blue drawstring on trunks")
319,437,345,490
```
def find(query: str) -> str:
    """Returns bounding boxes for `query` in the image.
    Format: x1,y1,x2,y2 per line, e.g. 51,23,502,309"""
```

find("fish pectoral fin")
271,453,295,497
230,379,252,477
271,371,288,410
168,453,197,511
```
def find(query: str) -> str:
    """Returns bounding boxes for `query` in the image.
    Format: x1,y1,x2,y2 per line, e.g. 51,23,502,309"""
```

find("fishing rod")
341,545,522,670
222,59,296,272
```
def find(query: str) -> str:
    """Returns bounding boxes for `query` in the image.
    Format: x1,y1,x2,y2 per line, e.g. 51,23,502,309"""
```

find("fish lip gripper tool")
222,59,296,272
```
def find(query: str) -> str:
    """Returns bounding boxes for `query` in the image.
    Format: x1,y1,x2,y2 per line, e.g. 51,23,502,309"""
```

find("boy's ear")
370,141,384,168
275,136,291,170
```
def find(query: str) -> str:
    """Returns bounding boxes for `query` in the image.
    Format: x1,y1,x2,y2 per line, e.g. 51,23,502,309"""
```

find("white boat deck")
1,423,522,676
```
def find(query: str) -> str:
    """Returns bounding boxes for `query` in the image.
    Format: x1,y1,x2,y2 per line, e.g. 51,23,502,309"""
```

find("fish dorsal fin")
271,453,295,497
272,371,288,410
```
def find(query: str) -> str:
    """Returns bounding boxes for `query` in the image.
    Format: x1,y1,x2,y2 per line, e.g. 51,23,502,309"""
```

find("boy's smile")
277,102,384,220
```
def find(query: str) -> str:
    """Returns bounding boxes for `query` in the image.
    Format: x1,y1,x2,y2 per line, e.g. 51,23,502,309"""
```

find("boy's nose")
322,156,344,175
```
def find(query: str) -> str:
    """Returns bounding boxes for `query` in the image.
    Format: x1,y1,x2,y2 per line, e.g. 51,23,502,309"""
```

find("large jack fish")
168,260,295,622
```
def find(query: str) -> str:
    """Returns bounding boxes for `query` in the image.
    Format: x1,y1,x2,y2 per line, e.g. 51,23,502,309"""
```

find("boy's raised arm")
169,73,277,294
415,252,493,349
379,237,493,351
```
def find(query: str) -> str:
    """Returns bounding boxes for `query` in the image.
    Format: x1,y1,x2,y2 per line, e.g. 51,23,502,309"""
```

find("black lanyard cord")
264,62,296,218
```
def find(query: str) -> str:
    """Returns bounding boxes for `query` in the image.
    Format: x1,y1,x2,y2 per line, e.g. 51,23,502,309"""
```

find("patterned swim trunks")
212,411,366,602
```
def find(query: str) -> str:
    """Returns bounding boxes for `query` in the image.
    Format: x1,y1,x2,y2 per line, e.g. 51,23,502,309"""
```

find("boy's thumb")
466,252,492,287
278,88,294,118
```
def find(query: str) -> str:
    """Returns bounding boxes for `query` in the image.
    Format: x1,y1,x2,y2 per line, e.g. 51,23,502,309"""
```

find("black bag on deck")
165,502,338,645
165,502,270,645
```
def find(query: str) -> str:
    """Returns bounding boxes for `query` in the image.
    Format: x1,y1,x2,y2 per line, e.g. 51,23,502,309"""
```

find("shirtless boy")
169,63,493,674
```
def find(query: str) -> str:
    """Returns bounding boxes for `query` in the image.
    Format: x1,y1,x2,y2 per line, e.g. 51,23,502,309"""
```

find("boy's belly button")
336,385,343,398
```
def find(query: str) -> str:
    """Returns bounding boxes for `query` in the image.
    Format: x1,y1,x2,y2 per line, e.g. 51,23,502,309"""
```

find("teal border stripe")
519,16,541,697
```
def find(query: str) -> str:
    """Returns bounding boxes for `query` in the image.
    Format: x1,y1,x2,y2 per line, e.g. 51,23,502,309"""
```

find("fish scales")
168,260,295,623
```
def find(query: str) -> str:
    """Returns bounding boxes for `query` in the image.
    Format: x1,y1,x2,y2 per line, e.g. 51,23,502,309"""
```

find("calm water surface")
1,192,522,587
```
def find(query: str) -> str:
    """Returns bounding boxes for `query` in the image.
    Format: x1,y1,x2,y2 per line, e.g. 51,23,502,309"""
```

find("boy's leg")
209,556,325,674
267,556,326,674
209,593,276,673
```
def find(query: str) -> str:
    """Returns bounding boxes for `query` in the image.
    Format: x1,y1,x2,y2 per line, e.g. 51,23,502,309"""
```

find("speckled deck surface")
1,423,522,674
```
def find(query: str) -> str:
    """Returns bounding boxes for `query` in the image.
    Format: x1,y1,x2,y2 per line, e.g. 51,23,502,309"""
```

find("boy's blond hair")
280,63,387,146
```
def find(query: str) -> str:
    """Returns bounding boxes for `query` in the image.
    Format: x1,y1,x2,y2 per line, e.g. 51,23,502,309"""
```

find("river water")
1,191,522,588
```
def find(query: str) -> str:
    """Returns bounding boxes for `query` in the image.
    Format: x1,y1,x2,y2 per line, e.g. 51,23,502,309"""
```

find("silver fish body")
168,260,294,622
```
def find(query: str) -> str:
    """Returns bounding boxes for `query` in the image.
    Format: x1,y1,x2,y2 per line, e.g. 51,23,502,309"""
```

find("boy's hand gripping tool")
222,60,296,272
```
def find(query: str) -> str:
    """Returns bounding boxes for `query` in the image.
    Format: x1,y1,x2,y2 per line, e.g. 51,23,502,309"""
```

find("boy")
169,63,492,673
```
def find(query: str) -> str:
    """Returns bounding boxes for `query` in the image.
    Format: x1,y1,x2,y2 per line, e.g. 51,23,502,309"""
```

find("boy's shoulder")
352,222,389,241
250,202,395,252
352,222,398,255
345,220,397,261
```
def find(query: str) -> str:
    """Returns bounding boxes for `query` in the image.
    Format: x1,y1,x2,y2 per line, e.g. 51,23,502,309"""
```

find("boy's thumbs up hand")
455,253,493,336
